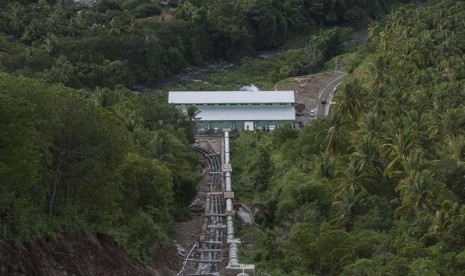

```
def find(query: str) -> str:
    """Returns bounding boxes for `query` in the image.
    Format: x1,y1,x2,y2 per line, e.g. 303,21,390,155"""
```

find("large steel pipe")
229,243,239,267
225,132,230,164
225,172,232,191
227,215,234,240
226,198,232,212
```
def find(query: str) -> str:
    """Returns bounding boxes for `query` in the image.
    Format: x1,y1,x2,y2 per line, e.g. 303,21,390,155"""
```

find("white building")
168,91,295,132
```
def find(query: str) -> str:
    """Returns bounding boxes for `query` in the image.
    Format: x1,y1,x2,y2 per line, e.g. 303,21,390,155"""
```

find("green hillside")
230,0,465,274
3,0,463,274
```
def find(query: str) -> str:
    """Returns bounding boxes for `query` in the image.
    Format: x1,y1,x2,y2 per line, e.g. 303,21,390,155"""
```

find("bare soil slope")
0,231,167,276
275,71,341,124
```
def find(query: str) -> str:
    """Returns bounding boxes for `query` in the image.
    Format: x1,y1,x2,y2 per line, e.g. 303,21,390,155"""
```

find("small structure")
294,102,306,116
168,91,295,133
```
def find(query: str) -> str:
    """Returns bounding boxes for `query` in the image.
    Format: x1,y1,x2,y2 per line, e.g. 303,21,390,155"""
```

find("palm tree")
354,135,383,177
332,188,366,231
432,136,465,201
358,112,383,139
42,33,55,56
337,79,363,124
368,86,388,118
21,22,38,43
367,55,392,90
92,88,106,107
186,105,201,124
9,3,23,34
323,112,347,155
47,13,60,34
440,137,465,167
53,2,66,18
394,169,439,218
381,122,420,176
107,18,122,36
334,153,374,196
439,108,465,140
318,152,336,179
37,0,50,12
113,103,144,132
50,55,74,84
385,88,408,117
145,129,191,182
67,18,78,38
23,48,34,64
425,200,458,240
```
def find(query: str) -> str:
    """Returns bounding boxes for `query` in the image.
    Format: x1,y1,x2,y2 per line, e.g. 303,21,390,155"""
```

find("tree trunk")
48,170,62,215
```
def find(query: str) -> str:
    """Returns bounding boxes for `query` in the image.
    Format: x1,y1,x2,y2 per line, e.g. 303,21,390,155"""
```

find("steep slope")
0,231,172,276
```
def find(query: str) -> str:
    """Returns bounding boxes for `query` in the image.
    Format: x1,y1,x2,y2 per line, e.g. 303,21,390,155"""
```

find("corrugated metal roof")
169,91,295,104
181,106,295,121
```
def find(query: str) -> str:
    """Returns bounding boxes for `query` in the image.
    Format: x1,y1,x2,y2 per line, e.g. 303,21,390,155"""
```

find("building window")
219,103,226,106
207,104,214,106
280,103,287,105
252,103,260,105
230,103,237,106
265,103,272,105
240,103,248,105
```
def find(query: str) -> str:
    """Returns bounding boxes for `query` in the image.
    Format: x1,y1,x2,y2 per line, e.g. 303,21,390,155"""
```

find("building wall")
172,101,295,133
195,120,292,132
174,103,293,108
176,104,295,121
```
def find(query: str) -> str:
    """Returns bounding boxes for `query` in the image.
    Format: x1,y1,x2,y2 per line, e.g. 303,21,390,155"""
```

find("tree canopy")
231,0,465,274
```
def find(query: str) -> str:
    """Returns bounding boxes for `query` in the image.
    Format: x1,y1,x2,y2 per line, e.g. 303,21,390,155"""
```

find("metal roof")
168,91,295,104
182,106,295,121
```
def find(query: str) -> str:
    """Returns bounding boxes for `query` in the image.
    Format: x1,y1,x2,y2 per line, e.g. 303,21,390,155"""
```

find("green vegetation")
177,27,346,91
0,0,404,90
0,73,199,264
231,0,465,274
0,0,444,272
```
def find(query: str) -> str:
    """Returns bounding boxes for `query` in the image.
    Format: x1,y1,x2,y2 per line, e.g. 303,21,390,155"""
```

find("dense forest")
1,0,459,274
0,72,201,264
231,0,465,274
0,0,406,90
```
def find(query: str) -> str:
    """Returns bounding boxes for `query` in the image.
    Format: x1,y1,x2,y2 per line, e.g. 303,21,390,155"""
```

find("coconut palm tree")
185,105,200,133
23,48,34,65
332,188,366,231
113,103,144,132
41,33,55,56
323,112,347,155
8,3,24,35
367,55,392,90
354,135,383,176
47,13,60,35
381,122,420,176
318,152,336,179
337,79,363,124
67,17,79,38
47,55,74,84
20,21,38,43
439,108,465,140
358,112,383,140
394,169,440,218
107,18,122,36
426,200,458,240
334,153,375,196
